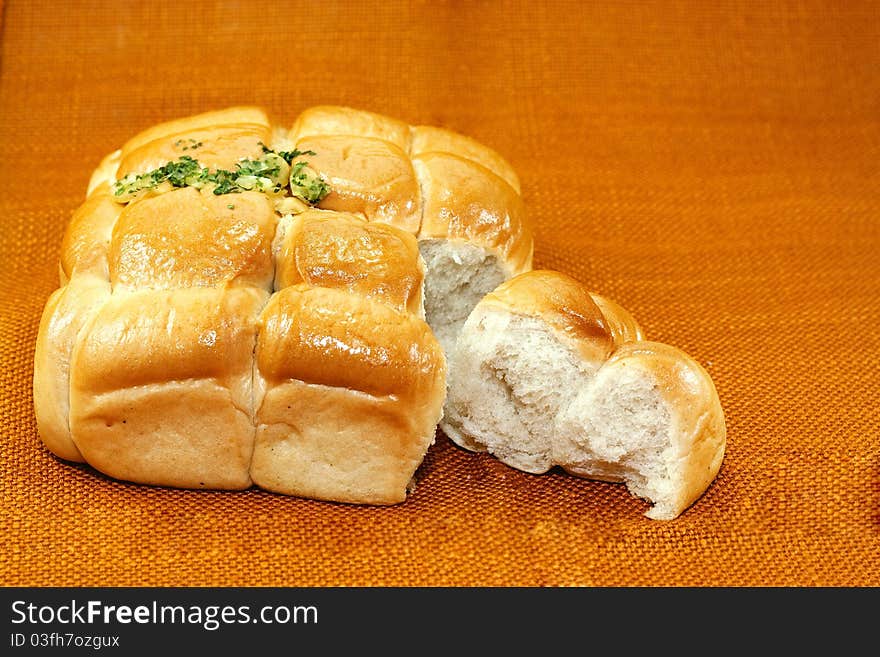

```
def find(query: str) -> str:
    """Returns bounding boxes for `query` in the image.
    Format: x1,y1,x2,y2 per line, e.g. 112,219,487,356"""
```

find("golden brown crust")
589,293,645,344
116,106,271,177
295,135,422,234
290,105,412,152
72,287,266,394
275,209,424,315
414,152,532,276
606,341,726,519
89,105,529,276
60,190,122,281
257,285,443,399
108,187,276,291
67,287,264,490
33,275,111,462
482,270,619,364
411,125,521,194
288,106,531,275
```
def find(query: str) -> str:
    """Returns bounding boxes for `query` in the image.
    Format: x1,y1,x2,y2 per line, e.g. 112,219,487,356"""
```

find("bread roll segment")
33,275,110,462
253,284,445,504
108,187,276,291
295,135,422,234
59,190,122,283
558,341,726,520
273,209,425,316
411,126,521,194
68,287,265,490
414,152,531,354
291,105,412,151
442,270,726,519
116,106,272,178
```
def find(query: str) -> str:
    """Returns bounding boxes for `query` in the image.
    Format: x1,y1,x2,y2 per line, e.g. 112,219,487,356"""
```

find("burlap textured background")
1,0,877,587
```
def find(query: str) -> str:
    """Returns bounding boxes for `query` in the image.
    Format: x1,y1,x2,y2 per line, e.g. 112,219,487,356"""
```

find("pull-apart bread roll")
35,106,447,504
442,270,726,519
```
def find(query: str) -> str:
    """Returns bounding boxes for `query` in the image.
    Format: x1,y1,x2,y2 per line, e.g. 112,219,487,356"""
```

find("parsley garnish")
173,138,203,151
111,145,330,204
290,161,331,204
259,142,316,165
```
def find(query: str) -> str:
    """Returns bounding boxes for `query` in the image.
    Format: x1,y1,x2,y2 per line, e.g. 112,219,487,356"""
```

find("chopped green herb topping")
111,156,205,199
110,145,329,203
173,138,203,151
289,161,330,204
259,142,316,165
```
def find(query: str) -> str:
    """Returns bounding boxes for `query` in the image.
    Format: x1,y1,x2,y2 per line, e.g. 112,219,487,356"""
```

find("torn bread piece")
442,270,726,519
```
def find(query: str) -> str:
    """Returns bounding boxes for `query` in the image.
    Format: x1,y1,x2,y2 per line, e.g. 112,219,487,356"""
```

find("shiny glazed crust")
287,105,533,275
87,105,533,275
481,270,644,363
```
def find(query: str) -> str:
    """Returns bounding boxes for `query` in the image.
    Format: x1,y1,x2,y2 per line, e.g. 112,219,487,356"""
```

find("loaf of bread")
441,270,726,519
34,104,530,503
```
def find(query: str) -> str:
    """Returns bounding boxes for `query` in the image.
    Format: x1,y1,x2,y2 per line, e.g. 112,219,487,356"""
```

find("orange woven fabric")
1,0,878,587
